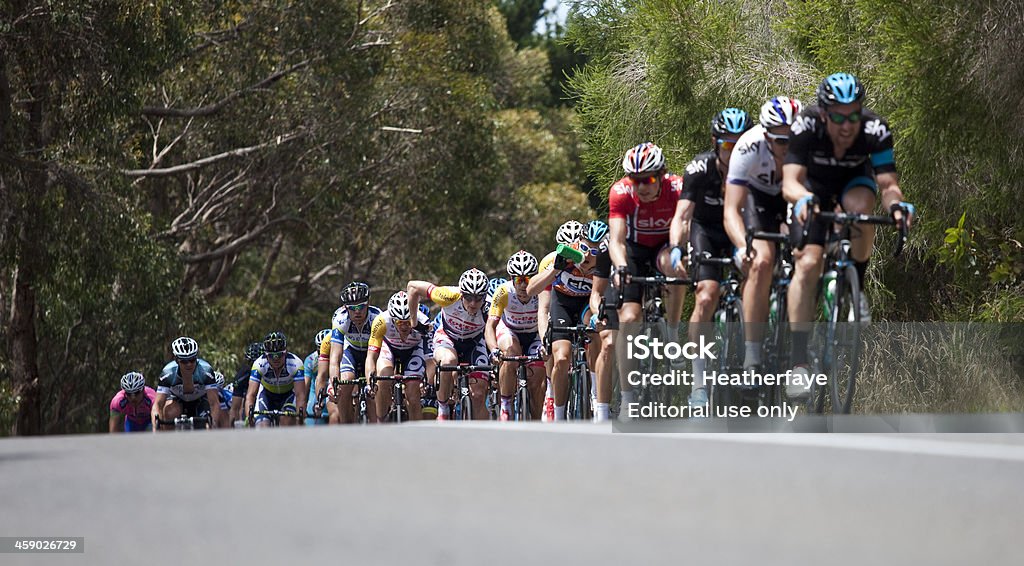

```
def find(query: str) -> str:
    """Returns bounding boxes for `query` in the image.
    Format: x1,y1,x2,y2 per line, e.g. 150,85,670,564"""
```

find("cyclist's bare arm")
364,349,379,382
608,217,629,269
590,275,609,318
526,267,557,297
293,380,307,417
406,280,435,321
782,163,811,202
537,290,551,343
329,341,343,383
723,182,751,251
151,392,167,425
108,415,121,433
206,389,222,427
485,315,500,352
669,198,695,251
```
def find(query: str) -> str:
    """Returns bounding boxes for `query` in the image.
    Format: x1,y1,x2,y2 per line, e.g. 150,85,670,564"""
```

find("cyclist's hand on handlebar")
490,348,503,363
733,246,752,272
612,265,628,289
794,194,818,224
890,201,916,230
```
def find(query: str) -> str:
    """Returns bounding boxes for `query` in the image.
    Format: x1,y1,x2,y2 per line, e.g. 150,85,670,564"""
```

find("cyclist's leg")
375,344,397,422
279,391,299,427
466,337,491,420
325,378,343,424
163,397,183,425
741,193,783,370
402,346,426,421
688,222,723,399
254,386,274,428
432,329,459,420
616,244,653,410
842,177,879,291
786,190,830,399
524,334,547,419
337,347,362,424
496,321,521,419
656,243,687,334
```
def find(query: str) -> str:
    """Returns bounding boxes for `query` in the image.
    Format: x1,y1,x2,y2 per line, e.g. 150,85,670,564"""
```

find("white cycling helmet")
555,220,584,246
759,96,803,129
458,268,489,295
120,372,146,394
621,142,666,175
507,250,539,277
171,336,199,360
214,371,225,388
314,328,331,347
388,291,411,320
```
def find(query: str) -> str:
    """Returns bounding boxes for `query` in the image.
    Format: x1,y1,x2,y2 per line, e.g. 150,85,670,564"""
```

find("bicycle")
495,353,545,421
549,323,593,421
332,377,370,424
371,374,421,423
747,230,793,411
249,407,302,427
435,363,493,421
798,209,907,414
155,414,211,431
689,252,749,412
616,270,691,408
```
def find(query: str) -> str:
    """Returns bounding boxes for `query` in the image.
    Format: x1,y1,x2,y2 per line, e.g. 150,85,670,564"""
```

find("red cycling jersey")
608,174,683,248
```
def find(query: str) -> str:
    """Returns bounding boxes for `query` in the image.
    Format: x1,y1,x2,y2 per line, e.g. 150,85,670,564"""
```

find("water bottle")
822,270,837,319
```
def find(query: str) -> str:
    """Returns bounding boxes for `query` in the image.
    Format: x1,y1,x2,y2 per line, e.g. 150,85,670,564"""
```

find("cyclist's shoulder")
684,151,716,178
539,251,557,269
859,108,893,146
735,125,767,156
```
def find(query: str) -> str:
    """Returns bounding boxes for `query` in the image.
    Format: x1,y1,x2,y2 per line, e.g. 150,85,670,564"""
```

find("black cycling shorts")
689,221,733,283
548,292,589,343
744,190,786,234
622,242,664,304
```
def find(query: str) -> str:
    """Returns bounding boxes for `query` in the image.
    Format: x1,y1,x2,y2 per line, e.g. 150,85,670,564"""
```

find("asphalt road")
1,423,1022,565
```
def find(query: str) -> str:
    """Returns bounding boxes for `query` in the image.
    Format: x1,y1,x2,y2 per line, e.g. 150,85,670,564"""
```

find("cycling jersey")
429,285,486,340
680,151,725,227
304,350,328,423
538,251,596,298
109,386,157,427
317,333,331,362
331,305,382,351
232,365,250,399
157,359,217,402
216,386,232,411
786,105,896,200
608,174,684,247
728,125,782,196
488,281,539,332
368,310,430,352
249,353,305,394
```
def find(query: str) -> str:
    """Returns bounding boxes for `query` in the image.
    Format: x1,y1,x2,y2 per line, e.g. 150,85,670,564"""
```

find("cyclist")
485,250,546,421
408,268,492,421
246,331,306,427
670,108,753,407
365,291,429,421
109,372,156,433
609,142,685,412
539,220,586,421
231,341,262,426
327,281,382,424
305,329,331,425
152,336,221,430
782,73,915,399
213,371,233,429
579,220,619,422
724,97,803,373
527,232,604,421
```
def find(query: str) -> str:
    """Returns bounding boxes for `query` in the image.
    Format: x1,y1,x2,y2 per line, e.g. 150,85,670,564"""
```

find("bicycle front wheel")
828,266,863,414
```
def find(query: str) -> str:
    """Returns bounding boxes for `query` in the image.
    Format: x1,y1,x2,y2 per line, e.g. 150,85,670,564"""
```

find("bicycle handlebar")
496,354,545,364
370,375,423,383
436,364,494,373
798,208,908,257
626,275,692,285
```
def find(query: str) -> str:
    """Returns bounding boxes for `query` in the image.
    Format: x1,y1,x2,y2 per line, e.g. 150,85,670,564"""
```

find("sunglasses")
347,302,368,311
631,175,658,185
513,275,531,285
463,294,485,303
716,138,739,151
126,390,143,398
765,132,790,144
395,319,412,327
577,241,603,256
177,358,197,365
267,352,285,360
827,110,862,124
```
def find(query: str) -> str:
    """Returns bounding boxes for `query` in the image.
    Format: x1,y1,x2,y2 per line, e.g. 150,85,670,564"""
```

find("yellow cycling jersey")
488,281,539,331
318,333,331,360
368,311,429,351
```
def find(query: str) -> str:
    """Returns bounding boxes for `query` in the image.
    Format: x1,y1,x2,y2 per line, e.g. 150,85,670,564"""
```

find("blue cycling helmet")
488,277,508,296
584,220,609,243
711,108,752,138
817,73,864,106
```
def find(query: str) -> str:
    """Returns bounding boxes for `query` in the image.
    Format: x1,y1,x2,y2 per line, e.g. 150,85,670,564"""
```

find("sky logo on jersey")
863,119,891,142
685,159,708,176
636,217,671,230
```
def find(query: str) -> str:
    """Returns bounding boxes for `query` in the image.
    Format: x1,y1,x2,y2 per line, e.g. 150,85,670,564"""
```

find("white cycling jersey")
727,125,781,196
